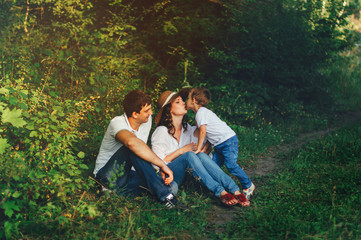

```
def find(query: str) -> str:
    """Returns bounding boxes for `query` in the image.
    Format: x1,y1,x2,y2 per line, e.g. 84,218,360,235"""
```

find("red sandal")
234,193,250,207
220,193,238,207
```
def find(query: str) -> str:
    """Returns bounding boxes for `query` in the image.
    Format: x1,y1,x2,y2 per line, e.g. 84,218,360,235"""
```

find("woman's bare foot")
220,191,238,206
234,190,250,207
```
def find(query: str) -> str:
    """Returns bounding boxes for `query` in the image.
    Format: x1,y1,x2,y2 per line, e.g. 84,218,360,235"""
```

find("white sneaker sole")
243,183,255,199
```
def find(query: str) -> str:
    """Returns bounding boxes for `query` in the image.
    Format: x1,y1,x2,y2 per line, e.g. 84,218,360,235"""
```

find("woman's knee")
197,152,212,161
183,151,198,161
181,152,202,173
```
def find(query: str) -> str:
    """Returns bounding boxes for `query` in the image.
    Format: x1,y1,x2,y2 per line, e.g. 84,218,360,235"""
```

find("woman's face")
170,96,187,116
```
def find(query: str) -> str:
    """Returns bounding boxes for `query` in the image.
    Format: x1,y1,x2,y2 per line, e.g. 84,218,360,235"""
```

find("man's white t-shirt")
195,107,235,146
93,113,152,175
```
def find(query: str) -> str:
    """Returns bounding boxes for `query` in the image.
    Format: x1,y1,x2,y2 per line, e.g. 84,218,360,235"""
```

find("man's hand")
160,165,174,185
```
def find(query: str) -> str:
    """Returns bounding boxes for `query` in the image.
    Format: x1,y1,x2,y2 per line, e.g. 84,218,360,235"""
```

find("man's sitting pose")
93,89,179,208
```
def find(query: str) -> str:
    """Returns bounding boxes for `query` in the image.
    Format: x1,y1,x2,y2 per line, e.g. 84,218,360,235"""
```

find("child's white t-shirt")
195,107,236,146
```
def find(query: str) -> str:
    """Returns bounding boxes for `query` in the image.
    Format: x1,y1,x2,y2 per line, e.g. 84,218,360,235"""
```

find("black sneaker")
161,194,189,210
162,193,178,208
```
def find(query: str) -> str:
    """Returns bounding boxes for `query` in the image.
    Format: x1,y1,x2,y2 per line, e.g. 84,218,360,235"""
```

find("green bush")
321,46,361,111
0,77,98,239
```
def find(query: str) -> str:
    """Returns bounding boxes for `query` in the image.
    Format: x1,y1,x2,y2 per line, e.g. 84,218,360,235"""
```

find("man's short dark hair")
123,90,151,117
190,87,211,107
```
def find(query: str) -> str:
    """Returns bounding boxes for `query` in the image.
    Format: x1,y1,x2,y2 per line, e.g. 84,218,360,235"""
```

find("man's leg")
126,148,172,201
95,146,132,190
118,170,150,196
96,146,172,201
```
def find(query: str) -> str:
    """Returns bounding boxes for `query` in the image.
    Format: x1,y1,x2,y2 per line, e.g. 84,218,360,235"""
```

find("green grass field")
9,122,360,239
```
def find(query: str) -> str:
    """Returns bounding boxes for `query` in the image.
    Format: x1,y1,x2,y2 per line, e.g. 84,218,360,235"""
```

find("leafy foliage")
0,0,361,238
0,76,98,239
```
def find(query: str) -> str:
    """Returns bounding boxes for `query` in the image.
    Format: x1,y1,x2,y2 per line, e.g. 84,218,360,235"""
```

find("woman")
151,89,250,207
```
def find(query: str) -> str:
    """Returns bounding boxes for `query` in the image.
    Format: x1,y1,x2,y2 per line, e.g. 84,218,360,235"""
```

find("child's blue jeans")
212,135,252,189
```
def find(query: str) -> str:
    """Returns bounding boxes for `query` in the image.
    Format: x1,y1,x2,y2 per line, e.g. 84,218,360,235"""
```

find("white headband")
161,92,176,108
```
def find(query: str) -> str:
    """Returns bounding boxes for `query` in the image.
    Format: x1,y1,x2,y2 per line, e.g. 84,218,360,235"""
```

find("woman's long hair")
157,104,188,138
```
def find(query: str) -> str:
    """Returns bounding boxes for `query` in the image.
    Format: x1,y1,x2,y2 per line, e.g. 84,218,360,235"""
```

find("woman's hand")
181,143,198,154
163,143,198,163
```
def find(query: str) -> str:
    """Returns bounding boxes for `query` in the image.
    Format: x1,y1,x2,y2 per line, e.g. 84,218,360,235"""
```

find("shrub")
0,76,98,239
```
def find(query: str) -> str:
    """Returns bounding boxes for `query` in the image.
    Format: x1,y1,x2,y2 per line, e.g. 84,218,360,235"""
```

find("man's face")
136,103,153,123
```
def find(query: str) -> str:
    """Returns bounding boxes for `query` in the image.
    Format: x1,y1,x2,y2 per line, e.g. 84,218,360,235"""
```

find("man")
93,89,178,208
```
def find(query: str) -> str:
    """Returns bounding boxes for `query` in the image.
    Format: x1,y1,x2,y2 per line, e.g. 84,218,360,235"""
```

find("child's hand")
194,147,202,154
201,141,212,154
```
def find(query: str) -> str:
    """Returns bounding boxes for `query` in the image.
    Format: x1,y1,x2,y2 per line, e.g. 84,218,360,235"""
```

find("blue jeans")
171,151,240,197
95,146,173,201
196,152,240,195
213,135,252,189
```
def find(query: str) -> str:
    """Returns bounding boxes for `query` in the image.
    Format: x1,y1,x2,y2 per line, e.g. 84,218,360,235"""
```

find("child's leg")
216,136,252,189
212,147,225,167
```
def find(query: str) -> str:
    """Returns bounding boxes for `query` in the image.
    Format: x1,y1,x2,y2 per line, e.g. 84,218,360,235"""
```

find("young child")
186,87,255,199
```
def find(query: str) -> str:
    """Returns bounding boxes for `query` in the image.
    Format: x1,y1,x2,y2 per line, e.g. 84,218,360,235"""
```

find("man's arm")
116,129,173,185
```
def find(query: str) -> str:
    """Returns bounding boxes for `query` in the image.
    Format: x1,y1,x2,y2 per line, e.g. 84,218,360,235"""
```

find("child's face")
186,92,196,111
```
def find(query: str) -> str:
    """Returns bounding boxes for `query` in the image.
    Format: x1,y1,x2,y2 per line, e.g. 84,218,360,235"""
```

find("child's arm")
195,124,207,154
201,140,212,155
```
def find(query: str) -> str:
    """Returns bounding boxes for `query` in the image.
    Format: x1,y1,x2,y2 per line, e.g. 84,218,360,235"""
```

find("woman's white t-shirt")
151,123,194,163
151,124,212,170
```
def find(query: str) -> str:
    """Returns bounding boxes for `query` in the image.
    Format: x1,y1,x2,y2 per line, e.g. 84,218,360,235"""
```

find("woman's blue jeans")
171,151,240,197
213,135,252,189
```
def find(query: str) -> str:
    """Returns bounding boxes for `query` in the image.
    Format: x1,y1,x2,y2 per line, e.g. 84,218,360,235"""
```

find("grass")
219,123,361,239
12,122,361,239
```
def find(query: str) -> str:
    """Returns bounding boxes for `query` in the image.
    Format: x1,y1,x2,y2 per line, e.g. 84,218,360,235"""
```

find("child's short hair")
190,87,211,107
123,89,151,117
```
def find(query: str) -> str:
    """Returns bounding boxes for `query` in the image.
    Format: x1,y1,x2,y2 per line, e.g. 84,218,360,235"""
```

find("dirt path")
246,111,361,178
245,128,332,179
206,111,361,235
